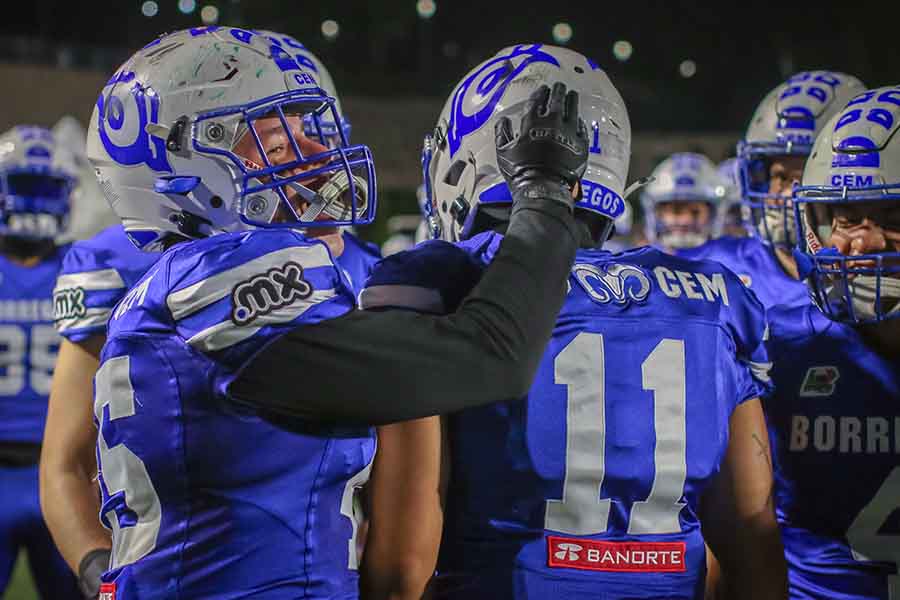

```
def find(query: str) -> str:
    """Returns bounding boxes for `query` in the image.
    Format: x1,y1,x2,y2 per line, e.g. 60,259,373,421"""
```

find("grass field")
3,553,38,600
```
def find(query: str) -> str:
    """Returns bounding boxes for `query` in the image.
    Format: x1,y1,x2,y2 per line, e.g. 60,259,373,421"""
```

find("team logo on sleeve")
231,261,313,325
53,287,87,322
799,366,840,397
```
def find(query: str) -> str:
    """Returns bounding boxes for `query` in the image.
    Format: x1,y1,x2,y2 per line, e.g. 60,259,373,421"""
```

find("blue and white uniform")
94,230,375,599
361,231,772,600
0,246,80,598
678,235,809,310
765,303,900,600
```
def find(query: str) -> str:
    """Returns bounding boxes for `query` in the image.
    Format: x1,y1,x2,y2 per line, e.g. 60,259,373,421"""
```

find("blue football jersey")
94,230,375,599
361,232,772,600
679,236,809,310
53,224,161,343
0,246,67,443
765,303,900,600
335,231,381,296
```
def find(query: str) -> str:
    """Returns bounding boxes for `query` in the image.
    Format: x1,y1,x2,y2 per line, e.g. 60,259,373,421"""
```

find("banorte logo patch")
99,582,116,600
446,44,559,157
547,536,687,573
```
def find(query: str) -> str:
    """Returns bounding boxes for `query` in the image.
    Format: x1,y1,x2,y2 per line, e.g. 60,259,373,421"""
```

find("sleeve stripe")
55,307,112,333
167,245,333,321
54,268,125,292
185,288,337,352
357,284,445,313
747,360,773,383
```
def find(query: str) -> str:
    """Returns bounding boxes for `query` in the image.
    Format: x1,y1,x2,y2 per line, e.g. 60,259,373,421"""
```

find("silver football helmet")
738,71,865,248
793,85,900,324
640,152,726,249
86,27,375,251
421,44,630,243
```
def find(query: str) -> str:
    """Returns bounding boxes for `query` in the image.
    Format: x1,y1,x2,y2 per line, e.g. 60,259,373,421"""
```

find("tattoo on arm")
751,432,772,469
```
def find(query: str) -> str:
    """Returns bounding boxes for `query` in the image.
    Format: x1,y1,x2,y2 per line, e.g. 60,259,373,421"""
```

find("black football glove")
495,82,588,210
78,548,110,599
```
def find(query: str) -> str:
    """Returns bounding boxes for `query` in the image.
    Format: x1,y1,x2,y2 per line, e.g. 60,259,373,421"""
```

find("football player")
0,125,81,598
83,28,589,598
766,86,900,599
640,152,727,253
39,31,384,599
359,44,786,600
681,71,865,309
717,157,747,239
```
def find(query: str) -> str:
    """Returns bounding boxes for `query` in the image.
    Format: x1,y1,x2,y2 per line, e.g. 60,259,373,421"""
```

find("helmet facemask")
794,186,900,324
190,89,375,231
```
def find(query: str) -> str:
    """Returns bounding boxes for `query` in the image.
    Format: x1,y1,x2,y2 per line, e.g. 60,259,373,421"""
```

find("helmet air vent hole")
443,160,468,186
210,196,223,208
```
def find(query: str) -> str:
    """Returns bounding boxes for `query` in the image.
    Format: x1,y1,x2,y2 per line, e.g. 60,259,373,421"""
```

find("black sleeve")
228,193,579,426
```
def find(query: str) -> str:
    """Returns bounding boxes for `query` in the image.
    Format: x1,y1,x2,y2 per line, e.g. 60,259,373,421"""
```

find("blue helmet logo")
96,70,172,173
447,44,558,157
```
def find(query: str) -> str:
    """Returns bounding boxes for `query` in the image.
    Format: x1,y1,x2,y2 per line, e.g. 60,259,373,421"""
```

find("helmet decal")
447,44,559,157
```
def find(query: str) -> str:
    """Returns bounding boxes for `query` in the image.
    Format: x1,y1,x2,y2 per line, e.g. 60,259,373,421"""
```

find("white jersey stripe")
167,245,333,321
55,307,112,333
185,288,338,352
54,268,125,292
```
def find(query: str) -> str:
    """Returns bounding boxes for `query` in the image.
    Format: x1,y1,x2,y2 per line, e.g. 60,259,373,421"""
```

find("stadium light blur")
679,59,697,78
141,1,159,17
178,0,197,15
321,19,340,41
200,4,219,24
416,0,437,19
613,40,633,62
552,22,573,45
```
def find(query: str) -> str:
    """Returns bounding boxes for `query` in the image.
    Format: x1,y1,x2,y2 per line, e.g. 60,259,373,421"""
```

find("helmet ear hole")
443,160,468,186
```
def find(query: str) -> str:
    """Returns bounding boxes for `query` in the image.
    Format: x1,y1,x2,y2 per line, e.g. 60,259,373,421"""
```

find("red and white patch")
99,582,116,600
547,536,687,573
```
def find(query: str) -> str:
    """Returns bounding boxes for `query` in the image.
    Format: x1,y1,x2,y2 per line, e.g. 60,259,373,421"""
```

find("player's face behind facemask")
653,199,713,250
86,28,377,253
743,154,806,247
793,86,900,324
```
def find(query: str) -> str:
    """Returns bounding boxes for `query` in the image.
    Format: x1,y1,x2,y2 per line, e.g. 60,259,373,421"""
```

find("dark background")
0,0,892,132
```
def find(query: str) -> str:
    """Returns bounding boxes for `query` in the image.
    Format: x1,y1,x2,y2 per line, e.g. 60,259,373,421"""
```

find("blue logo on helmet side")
447,44,559,157
97,71,172,173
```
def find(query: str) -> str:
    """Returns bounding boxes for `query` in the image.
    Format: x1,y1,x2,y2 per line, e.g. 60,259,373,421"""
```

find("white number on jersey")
847,466,900,598
0,324,59,395
95,355,162,569
546,332,688,536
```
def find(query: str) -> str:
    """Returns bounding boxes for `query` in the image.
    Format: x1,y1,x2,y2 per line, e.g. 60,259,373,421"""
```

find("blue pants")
0,464,81,599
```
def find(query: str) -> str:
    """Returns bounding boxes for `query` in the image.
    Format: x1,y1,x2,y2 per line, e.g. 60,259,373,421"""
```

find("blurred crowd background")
0,0,893,256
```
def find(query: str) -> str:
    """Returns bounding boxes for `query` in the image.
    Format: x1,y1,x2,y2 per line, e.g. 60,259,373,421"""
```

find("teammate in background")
640,152,727,253
681,71,864,309
0,126,81,598
40,31,382,598
717,158,747,239
765,86,900,599
360,44,786,600
41,224,159,599
83,29,588,598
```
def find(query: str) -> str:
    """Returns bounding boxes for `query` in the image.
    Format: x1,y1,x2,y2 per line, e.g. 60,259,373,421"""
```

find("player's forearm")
229,195,579,424
360,552,436,600
40,466,110,572
719,512,787,600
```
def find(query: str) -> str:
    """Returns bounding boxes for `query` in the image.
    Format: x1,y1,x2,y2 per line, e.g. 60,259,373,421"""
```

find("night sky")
1,0,893,131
